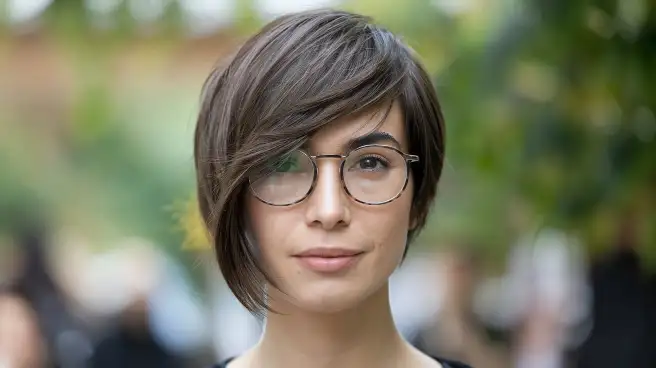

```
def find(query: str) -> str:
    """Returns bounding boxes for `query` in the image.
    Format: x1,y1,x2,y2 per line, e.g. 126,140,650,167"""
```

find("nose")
304,159,351,230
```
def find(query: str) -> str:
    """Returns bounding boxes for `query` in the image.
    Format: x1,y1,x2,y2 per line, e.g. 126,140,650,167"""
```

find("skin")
0,294,46,368
230,102,441,368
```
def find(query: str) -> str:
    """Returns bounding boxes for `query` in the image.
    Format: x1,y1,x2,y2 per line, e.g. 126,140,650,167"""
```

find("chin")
285,282,378,314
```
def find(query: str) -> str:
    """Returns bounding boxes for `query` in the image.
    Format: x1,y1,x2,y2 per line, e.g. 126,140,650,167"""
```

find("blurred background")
0,0,654,367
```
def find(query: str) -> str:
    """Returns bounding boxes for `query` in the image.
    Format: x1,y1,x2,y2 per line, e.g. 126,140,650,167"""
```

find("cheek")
245,195,299,257
363,190,413,255
246,197,279,275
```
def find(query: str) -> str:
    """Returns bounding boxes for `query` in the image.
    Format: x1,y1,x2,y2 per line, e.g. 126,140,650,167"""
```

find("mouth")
293,247,364,273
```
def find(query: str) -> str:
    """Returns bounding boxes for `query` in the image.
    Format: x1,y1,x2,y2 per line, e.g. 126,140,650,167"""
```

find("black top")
214,356,472,368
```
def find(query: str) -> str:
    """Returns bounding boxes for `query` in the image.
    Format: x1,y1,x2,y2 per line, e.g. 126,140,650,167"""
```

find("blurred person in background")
195,9,470,368
0,291,47,368
509,229,589,368
412,248,509,368
87,240,200,368
88,289,184,368
0,221,92,368
571,209,656,368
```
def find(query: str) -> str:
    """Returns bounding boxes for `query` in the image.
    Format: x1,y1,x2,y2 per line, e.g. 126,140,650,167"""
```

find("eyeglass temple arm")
405,154,419,162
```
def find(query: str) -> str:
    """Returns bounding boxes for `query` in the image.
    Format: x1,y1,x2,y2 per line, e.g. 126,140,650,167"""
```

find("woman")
194,9,471,368
1,223,92,368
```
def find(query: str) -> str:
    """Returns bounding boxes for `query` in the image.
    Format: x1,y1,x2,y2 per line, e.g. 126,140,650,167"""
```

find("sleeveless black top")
214,356,472,368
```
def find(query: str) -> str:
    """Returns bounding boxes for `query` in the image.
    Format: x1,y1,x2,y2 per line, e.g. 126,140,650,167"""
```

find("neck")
253,282,408,368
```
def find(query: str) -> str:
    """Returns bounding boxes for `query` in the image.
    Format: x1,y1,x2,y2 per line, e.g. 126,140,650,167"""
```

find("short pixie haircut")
194,9,445,315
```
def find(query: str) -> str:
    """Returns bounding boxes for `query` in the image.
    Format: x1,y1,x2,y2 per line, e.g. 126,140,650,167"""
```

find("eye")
273,156,300,173
267,151,311,174
350,155,389,171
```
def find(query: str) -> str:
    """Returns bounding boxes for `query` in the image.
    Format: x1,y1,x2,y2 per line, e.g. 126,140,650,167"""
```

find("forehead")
307,101,407,154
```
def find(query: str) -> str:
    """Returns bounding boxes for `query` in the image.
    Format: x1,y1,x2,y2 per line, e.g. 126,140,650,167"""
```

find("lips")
295,247,363,258
294,247,364,273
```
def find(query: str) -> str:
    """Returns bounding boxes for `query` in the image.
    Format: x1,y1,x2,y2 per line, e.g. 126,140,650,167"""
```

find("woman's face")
246,102,415,313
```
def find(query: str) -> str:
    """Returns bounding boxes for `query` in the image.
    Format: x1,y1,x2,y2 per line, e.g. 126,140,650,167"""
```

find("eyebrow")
344,131,402,152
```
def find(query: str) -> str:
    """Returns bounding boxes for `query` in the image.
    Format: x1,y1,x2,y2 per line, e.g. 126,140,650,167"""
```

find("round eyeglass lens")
343,145,408,204
249,150,314,205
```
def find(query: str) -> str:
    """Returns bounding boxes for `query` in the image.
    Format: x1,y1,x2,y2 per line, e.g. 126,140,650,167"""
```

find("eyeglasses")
249,144,419,206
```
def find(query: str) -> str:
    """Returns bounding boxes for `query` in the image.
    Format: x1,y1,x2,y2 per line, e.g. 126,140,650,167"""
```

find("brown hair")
194,9,445,316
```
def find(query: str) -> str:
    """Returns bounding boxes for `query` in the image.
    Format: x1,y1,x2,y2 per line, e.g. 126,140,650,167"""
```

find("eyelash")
352,155,389,169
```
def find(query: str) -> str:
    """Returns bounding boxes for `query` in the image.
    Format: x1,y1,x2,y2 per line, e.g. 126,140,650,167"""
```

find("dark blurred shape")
4,221,92,368
89,294,184,368
572,217,656,368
